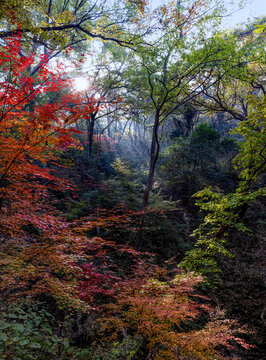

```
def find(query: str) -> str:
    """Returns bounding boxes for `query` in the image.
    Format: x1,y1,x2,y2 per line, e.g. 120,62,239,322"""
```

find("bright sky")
151,0,266,28
221,0,266,29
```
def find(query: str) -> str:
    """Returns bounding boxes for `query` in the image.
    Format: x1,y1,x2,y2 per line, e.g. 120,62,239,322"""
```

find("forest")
0,0,265,359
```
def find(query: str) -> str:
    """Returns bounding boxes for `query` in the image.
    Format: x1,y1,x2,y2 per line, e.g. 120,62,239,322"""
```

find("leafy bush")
0,302,60,359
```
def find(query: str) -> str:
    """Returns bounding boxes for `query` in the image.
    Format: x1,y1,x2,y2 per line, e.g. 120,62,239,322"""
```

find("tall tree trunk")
107,114,111,138
142,110,160,212
87,113,95,158
137,111,161,247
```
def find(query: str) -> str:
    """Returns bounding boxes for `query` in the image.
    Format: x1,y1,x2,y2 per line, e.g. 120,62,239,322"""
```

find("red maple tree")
0,34,121,308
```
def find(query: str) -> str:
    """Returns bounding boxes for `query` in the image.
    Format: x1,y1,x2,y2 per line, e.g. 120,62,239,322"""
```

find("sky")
151,0,266,28
221,0,266,29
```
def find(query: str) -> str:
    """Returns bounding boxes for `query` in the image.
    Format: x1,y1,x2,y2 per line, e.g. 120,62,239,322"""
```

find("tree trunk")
87,113,95,158
136,111,161,247
142,110,160,212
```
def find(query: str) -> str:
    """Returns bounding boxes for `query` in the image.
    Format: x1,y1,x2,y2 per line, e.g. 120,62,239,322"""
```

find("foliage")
181,96,266,282
0,301,61,360
0,0,151,55
103,158,145,209
0,36,132,310
74,335,142,360
160,123,237,206
99,262,251,360
0,2,265,358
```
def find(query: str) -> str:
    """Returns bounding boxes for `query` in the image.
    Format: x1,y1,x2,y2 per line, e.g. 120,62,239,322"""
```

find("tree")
74,65,125,159
0,34,124,308
98,0,249,214
98,261,250,360
181,95,265,283
160,123,237,207
0,0,151,58
178,25,266,281
191,28,265,121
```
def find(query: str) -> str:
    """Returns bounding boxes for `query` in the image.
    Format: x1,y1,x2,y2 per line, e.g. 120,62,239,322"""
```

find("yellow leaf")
254,24,266,34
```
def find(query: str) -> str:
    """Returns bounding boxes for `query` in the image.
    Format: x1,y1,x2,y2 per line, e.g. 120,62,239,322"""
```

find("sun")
73,77,90,91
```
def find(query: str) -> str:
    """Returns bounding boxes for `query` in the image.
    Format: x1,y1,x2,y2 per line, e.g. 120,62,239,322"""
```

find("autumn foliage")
98,261,250,360
0,34,254,359
0,35,116,307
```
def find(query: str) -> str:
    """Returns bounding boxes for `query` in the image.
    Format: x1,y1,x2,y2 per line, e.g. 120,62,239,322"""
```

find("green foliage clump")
190,122,220,144
102,158,145,210
75,336,142,360
0,302,60,360
160,123,237,205
181,96,266,282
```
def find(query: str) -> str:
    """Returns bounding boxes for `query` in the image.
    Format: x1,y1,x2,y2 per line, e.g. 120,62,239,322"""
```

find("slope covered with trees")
0,1,265,359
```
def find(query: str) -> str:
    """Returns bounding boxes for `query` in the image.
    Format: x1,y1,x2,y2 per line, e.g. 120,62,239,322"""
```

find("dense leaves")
0,1,265,359
97,262,251,359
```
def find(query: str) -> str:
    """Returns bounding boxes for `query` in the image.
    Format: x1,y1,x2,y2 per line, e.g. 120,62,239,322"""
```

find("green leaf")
12,324,25,332
63,339,70,348
0,323,11,330
8,313,18,319
0,333,8,341
41,323,50,331
20,339,30,345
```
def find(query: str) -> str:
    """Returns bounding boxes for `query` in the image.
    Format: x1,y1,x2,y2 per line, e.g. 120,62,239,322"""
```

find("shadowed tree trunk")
87,113,96,158
142,109,160,212
136,110,160,247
